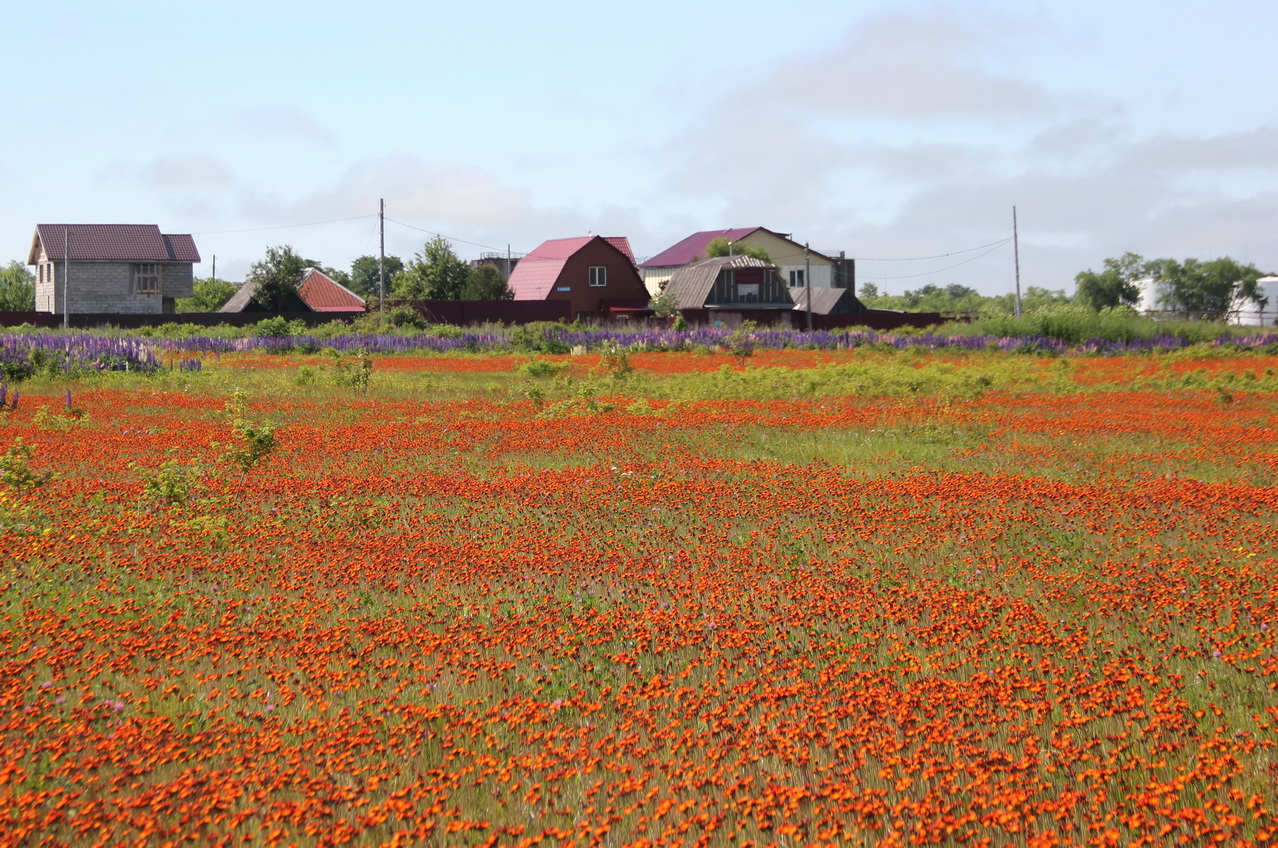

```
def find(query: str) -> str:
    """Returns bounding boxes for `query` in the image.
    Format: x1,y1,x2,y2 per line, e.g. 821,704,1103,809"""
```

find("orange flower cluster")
0,351,1275,846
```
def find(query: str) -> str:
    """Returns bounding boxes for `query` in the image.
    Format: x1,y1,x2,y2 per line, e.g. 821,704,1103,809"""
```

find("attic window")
588,266,607,287
133,263,161,294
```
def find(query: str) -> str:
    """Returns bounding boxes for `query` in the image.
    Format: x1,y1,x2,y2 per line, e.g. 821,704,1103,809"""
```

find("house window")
588,266,607,287
789,269,805,287
737,283,760,301
133,264,160,294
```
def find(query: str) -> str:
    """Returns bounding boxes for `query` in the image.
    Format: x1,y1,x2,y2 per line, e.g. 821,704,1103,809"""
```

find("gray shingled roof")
665,255,776,309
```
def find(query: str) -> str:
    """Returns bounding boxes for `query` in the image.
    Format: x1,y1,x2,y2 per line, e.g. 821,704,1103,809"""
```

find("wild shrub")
222,390,277,471
1,437,49,492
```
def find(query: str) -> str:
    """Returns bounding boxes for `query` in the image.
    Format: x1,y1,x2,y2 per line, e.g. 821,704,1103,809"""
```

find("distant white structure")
1231,276,1278,327
1136,274,1276,324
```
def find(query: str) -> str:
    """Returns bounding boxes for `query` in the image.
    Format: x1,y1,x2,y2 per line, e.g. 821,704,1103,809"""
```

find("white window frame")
588,266,607,287
789,269,805,287
133,263,161,294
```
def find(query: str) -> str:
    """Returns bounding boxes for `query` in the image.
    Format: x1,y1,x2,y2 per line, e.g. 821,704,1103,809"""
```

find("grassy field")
2,346,1276,846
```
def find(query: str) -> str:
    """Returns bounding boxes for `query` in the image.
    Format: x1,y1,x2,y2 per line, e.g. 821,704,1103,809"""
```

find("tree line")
859,253,1269,316
182,236,513,313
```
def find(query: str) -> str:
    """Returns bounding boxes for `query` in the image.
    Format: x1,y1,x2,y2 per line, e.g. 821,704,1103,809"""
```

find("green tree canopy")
393,237,471,300
349,255,404,300
1153,256,1264,316
460,264,513,300
705,238,770,263
1074,252,1145,311
0,261,35,312
176,277,238,313
248,246,313,311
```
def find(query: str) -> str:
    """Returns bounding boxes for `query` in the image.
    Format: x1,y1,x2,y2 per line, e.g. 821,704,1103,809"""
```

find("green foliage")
222,390,277,471
1074,252,1145,311
648,283,681,319
516,357,569,378
142,457,202,506
251,316,306,338
507,322,573,354
0,261,35,312
705,238,770,262
393,236,471,300
597,341,633,380
248,246,312,311
1,437,49,492
461,265,514,300
726,320,757,360
386,306,427,330
350,255,404,300
1152,256,1264,316
324,348,373,392
176,278,239,313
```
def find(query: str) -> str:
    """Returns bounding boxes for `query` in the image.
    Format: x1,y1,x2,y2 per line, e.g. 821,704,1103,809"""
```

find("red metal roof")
298,268,366,312
508,236,636,300
639,228,761,269
29,224,201,263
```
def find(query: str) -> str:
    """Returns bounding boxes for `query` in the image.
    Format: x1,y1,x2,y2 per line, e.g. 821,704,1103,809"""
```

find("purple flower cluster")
0,334,162,381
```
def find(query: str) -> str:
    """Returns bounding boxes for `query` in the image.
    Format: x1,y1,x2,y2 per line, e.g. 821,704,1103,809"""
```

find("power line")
383,217,510,254
855,237,1013,263
861,240,1010,281
191,214,376,236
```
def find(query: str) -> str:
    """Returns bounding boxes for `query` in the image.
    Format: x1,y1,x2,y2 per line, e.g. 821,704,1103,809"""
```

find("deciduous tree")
0,261,35,312
460,264,513,300
176,278,238,313
248,246,312,311
393,237,470,300
349,255,404,300
1074,252,1145,311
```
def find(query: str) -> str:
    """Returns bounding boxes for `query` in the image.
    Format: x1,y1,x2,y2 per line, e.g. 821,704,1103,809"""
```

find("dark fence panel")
395,300,573,325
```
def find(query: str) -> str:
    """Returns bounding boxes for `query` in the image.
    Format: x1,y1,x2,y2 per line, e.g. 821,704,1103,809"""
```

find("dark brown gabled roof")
29,224,201,264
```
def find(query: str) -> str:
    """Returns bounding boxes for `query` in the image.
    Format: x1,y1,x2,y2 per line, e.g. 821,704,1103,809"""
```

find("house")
789,286,870,317
640,227,854,297
219,267,366,314
507,235,650,320
664,256,795,326
29,224,199,315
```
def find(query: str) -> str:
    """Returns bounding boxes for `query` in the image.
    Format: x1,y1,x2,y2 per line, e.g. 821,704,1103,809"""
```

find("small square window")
789,269,805,287
588,266,607,287
134,263,160,294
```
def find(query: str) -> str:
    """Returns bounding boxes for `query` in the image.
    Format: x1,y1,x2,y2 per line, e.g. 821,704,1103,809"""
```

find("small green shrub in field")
387,306,427,330
142,458,202,506
324,348,373,392
507,322,573,354
222,390,277,471
516,358,568,378
1,437,49,492
251,316,306,338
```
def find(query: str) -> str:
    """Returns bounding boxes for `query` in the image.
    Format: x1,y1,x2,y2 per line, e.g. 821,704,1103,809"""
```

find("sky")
5,0,1277,297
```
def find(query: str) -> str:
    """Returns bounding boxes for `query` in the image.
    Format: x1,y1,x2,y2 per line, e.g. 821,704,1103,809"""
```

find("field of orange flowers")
2,347,1277,847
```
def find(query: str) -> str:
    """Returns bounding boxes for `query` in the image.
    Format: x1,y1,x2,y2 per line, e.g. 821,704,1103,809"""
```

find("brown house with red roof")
29,224,200,315
507,235,649,320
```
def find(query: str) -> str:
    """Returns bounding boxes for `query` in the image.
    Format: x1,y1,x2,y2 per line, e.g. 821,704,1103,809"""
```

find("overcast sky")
5,0,1276,296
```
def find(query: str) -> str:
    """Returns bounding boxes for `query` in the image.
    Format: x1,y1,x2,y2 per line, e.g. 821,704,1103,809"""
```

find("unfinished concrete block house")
29,224,200,315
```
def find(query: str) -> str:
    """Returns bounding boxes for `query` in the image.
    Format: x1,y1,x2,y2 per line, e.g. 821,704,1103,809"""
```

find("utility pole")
379,198,386,318
63,226,70,329
1013,206,1022,318
804,242,812,331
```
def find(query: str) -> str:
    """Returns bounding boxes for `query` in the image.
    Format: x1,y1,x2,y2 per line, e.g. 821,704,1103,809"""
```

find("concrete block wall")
33,261,194,315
